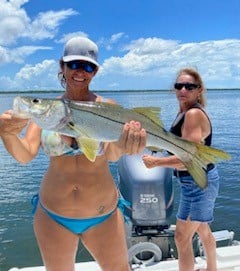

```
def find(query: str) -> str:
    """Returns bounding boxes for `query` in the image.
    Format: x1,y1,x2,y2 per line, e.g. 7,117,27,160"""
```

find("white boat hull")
8,244,240,271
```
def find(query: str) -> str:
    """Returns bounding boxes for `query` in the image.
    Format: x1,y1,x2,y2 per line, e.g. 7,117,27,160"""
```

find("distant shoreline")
0,88,239,94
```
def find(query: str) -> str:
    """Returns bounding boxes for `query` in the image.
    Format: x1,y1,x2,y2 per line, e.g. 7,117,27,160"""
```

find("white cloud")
15,59,56,80
0,0,30,45
0,45,52,65
0,46,9,63
98,32,128,50
0,75,18,90
0,0,78,45
99,38,240,88
0,59,60,91
25,9,78,41
110,33,126,43
1,36,240,91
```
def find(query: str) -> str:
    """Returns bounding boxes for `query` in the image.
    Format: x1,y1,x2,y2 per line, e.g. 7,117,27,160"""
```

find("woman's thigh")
81,209,130,271
33,206,79,271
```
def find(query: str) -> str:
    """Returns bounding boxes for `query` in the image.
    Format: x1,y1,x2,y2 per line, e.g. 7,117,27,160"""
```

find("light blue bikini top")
41,96,107,157
41,130,104,157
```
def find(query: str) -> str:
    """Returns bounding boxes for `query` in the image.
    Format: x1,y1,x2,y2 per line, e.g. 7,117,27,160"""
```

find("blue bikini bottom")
31,194,130,235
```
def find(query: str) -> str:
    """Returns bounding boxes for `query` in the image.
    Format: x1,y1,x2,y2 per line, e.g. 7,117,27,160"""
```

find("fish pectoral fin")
68,121,94,138
76,137,99,162
67,122,89,137
133,107,164,127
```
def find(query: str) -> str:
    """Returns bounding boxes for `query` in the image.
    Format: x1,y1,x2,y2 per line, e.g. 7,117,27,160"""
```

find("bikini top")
41,130,104,157
170,103,212,146
41,96,107,157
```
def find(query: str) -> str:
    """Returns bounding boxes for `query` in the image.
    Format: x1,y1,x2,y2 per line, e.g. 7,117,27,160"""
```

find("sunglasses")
65,61,96,73
174,83,200,91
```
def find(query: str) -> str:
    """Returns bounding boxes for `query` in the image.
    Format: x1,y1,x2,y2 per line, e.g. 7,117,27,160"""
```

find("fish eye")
32,98,40,104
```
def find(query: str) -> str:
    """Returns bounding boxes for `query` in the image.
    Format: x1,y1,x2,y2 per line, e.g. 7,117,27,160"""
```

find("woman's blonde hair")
175,68,206,107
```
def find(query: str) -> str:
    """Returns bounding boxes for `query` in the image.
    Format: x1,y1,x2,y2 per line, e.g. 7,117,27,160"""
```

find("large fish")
13,96,230,188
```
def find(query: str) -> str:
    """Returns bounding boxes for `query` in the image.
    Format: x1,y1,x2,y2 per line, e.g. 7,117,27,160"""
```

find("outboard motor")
117,150,175,264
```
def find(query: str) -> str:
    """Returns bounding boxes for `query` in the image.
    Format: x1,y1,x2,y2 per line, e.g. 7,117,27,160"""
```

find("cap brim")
62,55,99,67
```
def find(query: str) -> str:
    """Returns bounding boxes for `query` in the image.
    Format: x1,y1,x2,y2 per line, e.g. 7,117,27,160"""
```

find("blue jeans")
176,166,219,223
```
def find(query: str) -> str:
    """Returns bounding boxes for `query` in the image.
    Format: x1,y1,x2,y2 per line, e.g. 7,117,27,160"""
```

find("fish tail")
195,144,231,166
181,144,231,189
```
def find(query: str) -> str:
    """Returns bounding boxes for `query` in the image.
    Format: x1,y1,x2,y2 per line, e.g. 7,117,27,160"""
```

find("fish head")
13,96,70,130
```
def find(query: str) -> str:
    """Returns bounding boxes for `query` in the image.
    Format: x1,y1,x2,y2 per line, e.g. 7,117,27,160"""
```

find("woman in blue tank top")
142,68,219,271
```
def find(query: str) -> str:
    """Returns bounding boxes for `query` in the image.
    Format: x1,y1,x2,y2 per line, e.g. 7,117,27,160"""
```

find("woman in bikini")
0,36,147,271
142,68,219,271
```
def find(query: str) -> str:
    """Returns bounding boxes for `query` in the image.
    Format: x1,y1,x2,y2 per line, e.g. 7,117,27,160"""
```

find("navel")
73,186,79,191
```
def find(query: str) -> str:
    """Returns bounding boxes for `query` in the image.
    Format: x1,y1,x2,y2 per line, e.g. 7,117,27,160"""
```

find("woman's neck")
63,89,97,101
179,101,199,113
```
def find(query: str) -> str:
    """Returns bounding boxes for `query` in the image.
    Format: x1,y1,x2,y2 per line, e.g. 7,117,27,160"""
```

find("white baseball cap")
62,36,99,67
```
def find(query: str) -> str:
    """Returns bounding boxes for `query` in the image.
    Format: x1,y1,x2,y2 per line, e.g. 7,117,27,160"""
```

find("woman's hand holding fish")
0,110,29,137
105,120,146,161
142,154,159,168
123,121,147,155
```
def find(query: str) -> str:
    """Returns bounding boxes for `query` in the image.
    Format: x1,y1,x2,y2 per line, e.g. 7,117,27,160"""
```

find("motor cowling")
118,151,174,230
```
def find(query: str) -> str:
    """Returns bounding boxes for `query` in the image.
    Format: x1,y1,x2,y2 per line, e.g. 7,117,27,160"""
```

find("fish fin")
133,107,164,127
182,160,208,189
181,144,231,189
76,137,100,162
196,144,231,164
67,122,89,137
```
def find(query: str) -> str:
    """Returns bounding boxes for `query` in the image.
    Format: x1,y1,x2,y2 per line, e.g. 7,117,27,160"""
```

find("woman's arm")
142,108,210,170
142,154,185,170
0,111,41,163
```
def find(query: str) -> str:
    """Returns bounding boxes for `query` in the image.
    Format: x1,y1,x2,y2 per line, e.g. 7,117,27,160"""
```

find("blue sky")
0,0,240,91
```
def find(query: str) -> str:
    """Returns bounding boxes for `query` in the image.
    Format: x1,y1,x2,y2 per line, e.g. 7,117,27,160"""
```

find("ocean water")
0,90,239,270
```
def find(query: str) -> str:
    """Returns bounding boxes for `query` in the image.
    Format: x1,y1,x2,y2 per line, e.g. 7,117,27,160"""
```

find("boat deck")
9,244,240,271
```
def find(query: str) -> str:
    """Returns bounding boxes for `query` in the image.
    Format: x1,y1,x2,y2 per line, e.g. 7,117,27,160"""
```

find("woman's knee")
175,228,194,248
197,225,215,243
199,231,216,248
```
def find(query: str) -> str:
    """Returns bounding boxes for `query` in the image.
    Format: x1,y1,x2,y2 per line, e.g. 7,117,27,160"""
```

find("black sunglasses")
174,83,200,91
65,61,97,73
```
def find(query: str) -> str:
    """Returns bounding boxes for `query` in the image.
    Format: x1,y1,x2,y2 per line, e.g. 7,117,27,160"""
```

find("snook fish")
13,96,231,189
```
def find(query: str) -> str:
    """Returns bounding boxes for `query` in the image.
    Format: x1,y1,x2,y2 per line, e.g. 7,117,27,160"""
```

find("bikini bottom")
31,194,130,234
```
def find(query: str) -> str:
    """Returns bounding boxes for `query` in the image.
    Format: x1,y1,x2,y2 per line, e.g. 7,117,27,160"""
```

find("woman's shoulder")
185,107,211,129
185,107,207,119
186,103,208,117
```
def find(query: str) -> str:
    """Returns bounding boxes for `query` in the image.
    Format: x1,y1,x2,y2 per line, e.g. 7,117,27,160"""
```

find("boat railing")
197,230,235,256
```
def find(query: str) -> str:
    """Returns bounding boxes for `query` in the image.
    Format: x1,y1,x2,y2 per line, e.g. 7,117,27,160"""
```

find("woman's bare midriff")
39,154,118,219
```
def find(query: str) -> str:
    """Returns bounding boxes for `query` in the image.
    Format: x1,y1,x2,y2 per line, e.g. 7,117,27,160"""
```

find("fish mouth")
13,96,32,118
13,96,51,118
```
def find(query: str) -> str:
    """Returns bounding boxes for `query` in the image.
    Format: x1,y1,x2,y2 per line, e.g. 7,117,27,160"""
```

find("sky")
0,0,240,91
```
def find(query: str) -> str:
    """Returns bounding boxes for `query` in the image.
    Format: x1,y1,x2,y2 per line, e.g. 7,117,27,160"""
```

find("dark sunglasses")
65,61,96,73
174,83,200,91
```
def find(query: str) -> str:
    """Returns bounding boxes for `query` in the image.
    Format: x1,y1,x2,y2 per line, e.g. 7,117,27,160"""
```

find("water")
0,90,239,270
